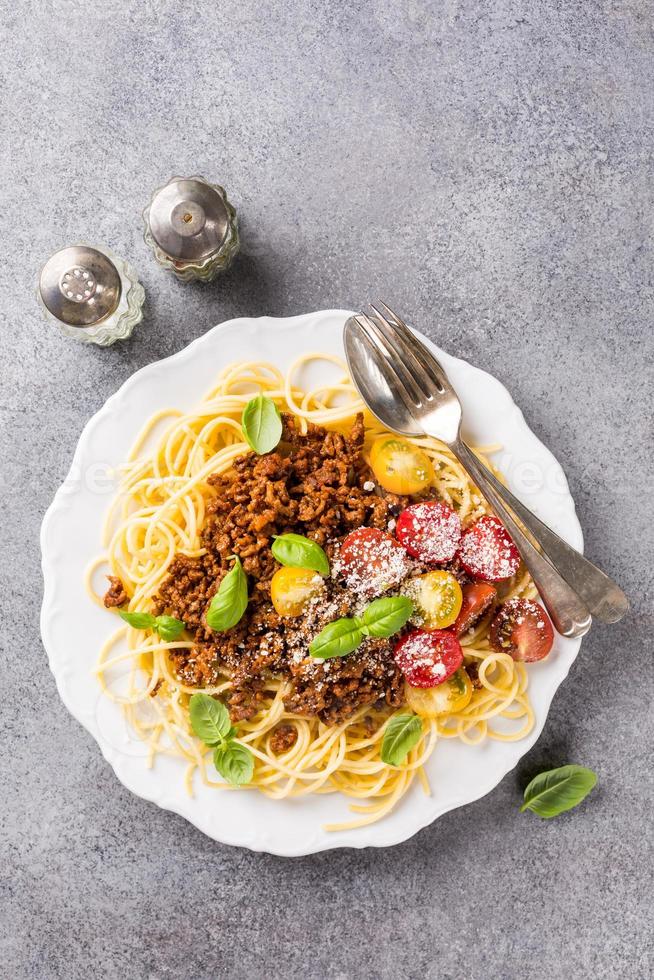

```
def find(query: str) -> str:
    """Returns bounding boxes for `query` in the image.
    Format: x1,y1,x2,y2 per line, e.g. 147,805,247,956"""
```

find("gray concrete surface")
1,1,652,977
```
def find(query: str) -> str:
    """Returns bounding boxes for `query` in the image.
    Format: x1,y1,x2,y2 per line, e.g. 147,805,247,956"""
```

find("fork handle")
457,441,629,624
451,440,593,638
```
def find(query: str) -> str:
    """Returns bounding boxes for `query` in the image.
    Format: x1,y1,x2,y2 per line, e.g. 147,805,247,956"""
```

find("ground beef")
284,636,404,725
269,724,298,755
446,557,472,588
464,661,483,690
103,576,128,608
154,414,411,725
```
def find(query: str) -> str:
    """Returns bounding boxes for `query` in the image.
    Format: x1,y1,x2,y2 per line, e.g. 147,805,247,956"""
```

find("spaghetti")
89,355,537,831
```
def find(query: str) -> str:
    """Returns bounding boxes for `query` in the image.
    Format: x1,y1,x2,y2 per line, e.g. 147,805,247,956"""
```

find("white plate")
41,310,583,855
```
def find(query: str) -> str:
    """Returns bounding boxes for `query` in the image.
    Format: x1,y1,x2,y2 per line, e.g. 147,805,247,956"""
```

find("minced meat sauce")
151,414,411,725
103,575,129,609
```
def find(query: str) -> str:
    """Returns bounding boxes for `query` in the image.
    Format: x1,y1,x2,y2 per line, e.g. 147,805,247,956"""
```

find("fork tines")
355,302,448,396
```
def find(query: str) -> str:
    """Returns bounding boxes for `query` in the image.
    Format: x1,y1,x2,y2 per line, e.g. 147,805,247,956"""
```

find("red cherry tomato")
338,527,410,595
393,629,464,688
489,598,554,662
395,501,462,562
458,515,521,581
452,582,498,636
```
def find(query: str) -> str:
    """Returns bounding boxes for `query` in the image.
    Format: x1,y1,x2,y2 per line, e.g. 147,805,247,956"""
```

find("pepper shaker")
38,244,145,346
143,175,239,282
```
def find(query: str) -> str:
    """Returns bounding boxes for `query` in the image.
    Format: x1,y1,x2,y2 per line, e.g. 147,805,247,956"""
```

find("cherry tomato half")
404,668,473,717
452,582,498,636
338,527,410,595
458,515,521,581
393,629,464,688
270,567,324,617
369,437,434,495
489,597,554,662
402,570,463,630
395,501,462,562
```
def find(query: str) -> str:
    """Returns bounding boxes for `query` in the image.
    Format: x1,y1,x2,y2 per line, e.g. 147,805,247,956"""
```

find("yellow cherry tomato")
270,567,324,617
369,437,434,495
402,570,463,630
404,668,473,718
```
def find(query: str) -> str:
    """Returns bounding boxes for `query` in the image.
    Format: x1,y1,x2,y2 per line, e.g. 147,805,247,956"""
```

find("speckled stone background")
1,1,652,977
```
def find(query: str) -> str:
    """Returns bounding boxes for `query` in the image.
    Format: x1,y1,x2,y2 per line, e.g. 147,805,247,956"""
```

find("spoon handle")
451,440,593,638
457,441,629,624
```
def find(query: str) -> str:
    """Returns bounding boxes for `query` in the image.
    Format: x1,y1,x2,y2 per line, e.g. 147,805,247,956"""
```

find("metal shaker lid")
147,177,230,262
39,245,122,326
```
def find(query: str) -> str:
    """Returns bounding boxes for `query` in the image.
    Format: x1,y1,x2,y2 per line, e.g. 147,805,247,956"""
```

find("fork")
344,303,629,638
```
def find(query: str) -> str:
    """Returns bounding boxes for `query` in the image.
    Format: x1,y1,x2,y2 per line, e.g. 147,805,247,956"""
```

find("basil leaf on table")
272,533,330,576
361,596,413,638
154,615,185,642
309,617,364,659
189,693,232,745
213,741,255,785
241,393,282,455
206,556,248,632
119,611,157,630
521,764,597,819
380,713,423,766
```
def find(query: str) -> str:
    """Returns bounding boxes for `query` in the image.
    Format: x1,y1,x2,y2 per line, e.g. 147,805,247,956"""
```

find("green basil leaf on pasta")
380,713,423,766
361,596,413,638
271,533,330,576
213,741,255,785
241,393,282,455
154,615,185,642
309,617,364,659
308,596,412,659
189,693,232,745
520,765,597,819
206,556,248,632
119,610,157,630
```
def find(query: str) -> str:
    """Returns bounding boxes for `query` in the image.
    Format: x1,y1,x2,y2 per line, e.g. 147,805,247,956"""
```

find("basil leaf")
271,533,330,576
308,596,412,658
154,615,185,642
521,765,597,819
309,617,363,659
213,741,254,785
206,556,248,632
188,693,232,745
381,713,423,766
119,611,157,630
361,596,413,638
241,393,282,455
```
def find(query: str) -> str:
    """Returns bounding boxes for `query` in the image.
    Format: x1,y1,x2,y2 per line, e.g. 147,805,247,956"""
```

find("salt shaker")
38,244,145,346
143,175,239,282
